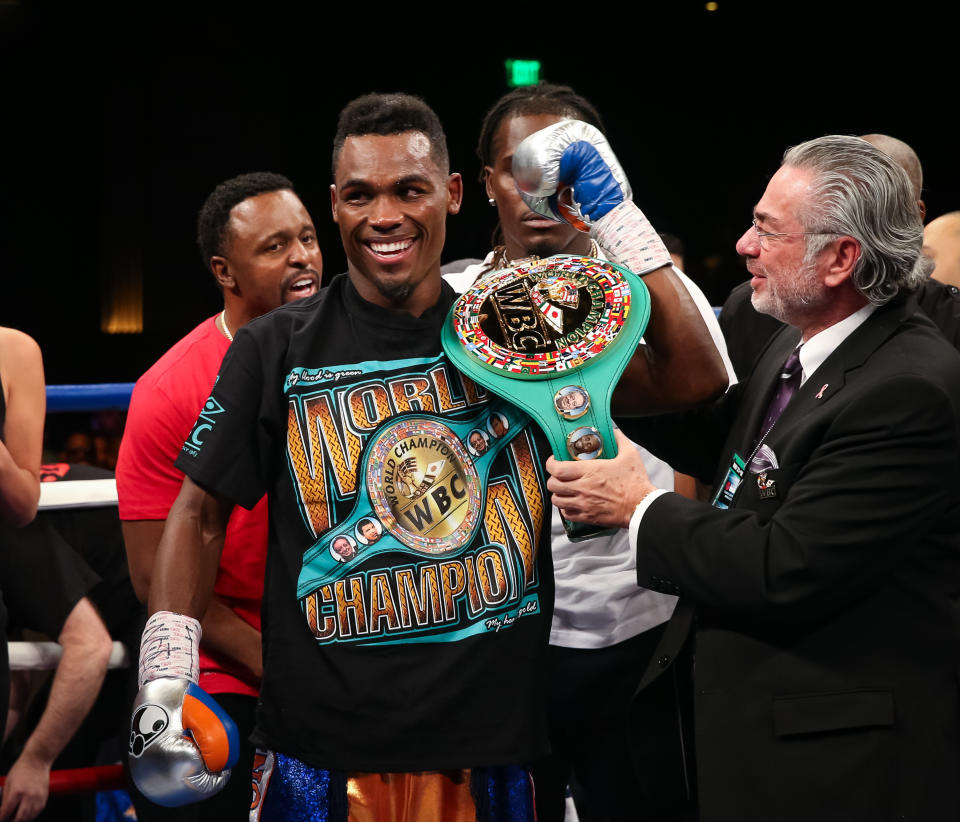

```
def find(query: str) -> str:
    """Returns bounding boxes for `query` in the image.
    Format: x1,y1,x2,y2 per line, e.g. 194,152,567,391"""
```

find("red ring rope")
0,764,126,796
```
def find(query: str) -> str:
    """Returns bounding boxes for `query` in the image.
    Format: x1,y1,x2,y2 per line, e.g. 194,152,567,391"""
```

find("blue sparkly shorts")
249,749,536,822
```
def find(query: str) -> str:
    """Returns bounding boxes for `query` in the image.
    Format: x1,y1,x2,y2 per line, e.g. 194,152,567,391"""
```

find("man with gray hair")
718,131,952,373
718,134,960,366
548,135,960,820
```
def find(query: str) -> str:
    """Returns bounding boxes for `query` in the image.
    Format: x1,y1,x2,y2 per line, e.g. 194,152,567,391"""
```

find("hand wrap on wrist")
138,610,201,687
592,201,672,276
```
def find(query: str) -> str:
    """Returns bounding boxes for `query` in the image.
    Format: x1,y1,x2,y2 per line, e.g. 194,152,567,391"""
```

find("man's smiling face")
736,165,830,327
331,131,462,313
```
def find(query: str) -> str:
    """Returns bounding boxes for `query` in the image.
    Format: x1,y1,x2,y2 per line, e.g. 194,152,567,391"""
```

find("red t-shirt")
116,316,266,696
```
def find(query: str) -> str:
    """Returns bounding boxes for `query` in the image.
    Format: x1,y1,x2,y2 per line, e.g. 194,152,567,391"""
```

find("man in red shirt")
115,171,322,820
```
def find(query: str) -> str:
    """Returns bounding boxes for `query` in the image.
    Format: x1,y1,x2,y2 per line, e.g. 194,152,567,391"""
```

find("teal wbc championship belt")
441,254,650,541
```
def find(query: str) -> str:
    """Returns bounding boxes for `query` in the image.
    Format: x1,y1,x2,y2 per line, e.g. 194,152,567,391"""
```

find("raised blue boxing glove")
511,119,632,230
129,612,239,807
512,120,670,276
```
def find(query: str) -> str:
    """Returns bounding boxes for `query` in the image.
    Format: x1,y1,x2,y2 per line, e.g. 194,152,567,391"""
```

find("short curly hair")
331,93,448,176
196,172,295,269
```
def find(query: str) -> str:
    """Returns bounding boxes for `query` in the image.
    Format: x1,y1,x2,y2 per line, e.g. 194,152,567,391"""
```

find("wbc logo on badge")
451,256,630,375
366,418,482,554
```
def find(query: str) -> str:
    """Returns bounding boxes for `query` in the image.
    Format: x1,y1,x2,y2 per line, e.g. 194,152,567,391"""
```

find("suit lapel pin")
815,383,829,399
757,471,777,499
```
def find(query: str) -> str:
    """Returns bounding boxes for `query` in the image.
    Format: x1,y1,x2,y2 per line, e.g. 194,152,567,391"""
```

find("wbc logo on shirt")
183,393,226,458
291,356,546,646
367,418,482,554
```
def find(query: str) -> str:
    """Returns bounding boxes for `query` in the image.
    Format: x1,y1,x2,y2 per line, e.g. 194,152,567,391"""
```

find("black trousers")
530,625,696,822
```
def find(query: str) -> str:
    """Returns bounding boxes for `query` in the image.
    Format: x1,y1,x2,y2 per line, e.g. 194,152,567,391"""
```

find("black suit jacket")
624,297,960,821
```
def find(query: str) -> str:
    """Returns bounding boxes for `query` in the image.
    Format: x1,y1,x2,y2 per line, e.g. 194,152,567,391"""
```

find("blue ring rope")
46,383,135,412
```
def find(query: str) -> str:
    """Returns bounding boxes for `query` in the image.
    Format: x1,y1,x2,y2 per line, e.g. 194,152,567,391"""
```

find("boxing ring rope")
0,766,127,796
39,382,126,511
8,641,130,671
32,383,126,662
46,382,134,413
2,384,137,798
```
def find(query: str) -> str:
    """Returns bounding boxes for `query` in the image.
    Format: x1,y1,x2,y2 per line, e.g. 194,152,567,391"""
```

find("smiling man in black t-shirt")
130,93,727,822
132,93,553,822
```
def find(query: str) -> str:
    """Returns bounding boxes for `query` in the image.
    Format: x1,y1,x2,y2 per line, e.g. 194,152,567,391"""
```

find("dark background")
1,2,954,385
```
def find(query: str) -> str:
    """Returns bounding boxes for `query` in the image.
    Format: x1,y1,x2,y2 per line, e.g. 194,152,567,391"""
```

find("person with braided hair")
445,83,733,821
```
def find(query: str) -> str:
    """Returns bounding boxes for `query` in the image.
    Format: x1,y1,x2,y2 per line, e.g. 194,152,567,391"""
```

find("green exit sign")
505,59,541,87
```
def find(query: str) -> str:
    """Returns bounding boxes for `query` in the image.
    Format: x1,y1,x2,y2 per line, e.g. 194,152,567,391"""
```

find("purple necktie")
754,347,802,445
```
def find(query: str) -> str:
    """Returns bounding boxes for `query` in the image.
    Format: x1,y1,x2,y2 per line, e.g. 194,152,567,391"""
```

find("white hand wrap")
592,201,672,276
138,611,201,688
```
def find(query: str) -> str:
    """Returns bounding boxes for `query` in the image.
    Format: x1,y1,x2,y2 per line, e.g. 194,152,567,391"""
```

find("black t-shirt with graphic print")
176,274,553,771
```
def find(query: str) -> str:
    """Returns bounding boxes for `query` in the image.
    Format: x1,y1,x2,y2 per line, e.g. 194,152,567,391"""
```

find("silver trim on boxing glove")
511,119,632,223
129,677,233,807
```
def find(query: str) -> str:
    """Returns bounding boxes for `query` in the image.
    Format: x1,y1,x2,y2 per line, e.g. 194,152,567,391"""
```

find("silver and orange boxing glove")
512,119,671,275
128,612,239,807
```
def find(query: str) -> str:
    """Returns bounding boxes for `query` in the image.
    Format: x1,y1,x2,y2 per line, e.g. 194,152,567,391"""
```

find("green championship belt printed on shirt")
287,355,548,646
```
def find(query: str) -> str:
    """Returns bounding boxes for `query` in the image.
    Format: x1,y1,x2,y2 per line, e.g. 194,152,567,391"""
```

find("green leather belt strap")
441,253,650,532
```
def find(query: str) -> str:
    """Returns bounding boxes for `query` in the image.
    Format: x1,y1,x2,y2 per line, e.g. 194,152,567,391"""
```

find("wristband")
138,610,201,687
593,201,672,276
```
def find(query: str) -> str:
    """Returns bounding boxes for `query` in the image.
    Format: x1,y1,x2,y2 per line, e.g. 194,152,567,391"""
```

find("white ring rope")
11,479,127,668
38,478,118,510
8,640,130,671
